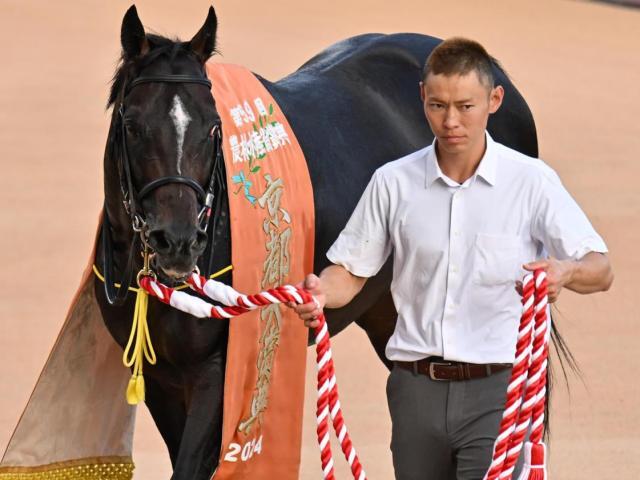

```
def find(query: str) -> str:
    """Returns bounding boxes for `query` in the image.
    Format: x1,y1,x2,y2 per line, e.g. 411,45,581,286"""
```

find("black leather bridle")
102,73,225,306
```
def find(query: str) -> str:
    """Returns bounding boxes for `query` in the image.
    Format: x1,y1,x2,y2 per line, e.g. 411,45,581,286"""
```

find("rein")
102,72,226,306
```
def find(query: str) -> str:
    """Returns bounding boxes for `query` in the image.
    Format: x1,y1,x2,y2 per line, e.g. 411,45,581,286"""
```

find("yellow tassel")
135,375,146,403
123,286,155,405
126,376,139,405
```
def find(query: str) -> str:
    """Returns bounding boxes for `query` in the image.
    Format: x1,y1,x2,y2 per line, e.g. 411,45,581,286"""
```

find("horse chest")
147,304,229,365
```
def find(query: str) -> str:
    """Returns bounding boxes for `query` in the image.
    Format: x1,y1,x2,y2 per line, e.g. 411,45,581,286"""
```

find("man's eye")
462,105,474,111
429,103,443,109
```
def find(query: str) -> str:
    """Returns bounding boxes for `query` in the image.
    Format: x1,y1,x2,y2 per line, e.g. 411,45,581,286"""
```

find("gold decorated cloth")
0,218,136,479
207,63,315,479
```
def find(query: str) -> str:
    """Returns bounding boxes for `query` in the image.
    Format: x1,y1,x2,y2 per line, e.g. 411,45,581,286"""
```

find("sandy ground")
1,0,639,478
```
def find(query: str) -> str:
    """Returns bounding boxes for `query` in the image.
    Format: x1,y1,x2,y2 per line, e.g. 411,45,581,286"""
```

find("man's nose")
443,107,459,129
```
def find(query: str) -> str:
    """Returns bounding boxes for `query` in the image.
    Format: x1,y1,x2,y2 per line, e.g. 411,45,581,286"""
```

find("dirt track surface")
1,1,638,478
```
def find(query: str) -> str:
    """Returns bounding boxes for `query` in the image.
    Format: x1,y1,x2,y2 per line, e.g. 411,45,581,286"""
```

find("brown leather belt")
394,357,512,381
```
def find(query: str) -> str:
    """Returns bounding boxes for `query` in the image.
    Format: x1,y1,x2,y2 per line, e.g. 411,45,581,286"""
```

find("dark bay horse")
94,5,539,479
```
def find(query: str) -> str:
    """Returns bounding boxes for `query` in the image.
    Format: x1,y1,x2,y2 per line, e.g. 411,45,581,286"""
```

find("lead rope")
137,272,367,480
484,269,550,480
133,268,547,479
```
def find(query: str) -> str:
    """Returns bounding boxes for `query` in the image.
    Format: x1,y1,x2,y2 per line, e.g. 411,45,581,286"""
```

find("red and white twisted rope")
139,269,549,479
484,269,550,480
517,272,550,480
138,273,367,480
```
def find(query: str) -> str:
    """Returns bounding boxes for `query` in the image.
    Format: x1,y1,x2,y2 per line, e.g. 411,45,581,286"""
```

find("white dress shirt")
326,133,607,364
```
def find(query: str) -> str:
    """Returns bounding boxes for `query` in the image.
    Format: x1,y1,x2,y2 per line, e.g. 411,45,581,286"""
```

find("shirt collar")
424,131,497,188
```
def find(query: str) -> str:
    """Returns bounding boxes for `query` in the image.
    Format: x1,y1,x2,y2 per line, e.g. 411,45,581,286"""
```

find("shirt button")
451,265,458,273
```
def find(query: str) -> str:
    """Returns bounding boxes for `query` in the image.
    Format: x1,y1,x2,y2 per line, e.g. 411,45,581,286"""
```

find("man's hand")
289,273,326,329
515,257,575,303
286,264,368,329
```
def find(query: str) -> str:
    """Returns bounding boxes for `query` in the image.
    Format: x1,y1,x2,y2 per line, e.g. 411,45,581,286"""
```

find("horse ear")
121,5,149,60
190,6,218,63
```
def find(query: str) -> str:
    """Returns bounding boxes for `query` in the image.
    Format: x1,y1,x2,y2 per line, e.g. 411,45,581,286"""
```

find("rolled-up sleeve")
326,170,392,277
531,171,608,260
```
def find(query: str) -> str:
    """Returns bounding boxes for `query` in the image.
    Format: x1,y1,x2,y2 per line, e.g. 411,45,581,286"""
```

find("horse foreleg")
144,374,187,468
171,350,226,480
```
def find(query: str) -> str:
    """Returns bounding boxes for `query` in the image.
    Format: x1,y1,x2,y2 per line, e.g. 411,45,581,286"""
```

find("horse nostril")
148,229,172,254
193,229,208,252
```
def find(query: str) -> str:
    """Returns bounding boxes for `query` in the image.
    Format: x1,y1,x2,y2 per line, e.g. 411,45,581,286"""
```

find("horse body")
95,7,537,479
261,32,537,361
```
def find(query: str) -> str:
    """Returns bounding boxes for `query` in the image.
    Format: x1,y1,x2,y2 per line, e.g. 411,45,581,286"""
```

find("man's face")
420,71,503,157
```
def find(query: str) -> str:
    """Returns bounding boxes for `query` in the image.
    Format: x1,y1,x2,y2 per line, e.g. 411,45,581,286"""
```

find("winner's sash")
208,63,314,479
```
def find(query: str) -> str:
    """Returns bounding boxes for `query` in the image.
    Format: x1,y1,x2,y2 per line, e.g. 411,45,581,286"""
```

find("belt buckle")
428,361,452,381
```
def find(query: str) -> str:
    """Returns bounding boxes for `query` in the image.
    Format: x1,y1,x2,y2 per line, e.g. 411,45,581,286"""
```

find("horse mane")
490,55,511,81
107,33,216,109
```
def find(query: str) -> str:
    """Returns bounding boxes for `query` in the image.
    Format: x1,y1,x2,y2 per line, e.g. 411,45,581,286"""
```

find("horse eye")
125,123,139,137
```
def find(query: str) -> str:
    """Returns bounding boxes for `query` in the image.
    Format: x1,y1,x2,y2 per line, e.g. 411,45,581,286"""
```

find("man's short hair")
422,37,495,89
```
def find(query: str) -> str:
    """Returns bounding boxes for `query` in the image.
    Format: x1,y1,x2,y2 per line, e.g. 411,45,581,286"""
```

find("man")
292,38,613,479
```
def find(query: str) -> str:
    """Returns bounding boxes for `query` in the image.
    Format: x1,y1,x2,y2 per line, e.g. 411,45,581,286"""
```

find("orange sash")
208,63,315,479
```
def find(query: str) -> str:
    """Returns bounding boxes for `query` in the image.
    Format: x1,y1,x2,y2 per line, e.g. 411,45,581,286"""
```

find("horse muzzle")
146,226,208,281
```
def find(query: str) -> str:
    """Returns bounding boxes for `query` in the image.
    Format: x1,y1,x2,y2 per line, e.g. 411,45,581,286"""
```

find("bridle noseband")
103,73,225,306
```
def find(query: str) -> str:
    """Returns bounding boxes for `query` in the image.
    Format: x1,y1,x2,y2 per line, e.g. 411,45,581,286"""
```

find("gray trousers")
386,364,524,480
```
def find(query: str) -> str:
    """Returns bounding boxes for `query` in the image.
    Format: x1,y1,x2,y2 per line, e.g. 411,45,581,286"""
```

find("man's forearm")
319,264,367,309
565,251,613,294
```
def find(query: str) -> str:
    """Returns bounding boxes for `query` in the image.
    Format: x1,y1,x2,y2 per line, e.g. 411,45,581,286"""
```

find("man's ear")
489,85,504,114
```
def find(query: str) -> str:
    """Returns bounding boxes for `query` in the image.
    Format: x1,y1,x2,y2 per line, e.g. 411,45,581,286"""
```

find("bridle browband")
127,75,212,93
102,72,226,306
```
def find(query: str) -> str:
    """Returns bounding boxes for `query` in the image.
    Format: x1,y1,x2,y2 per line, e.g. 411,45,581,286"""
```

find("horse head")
105,5,223,283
